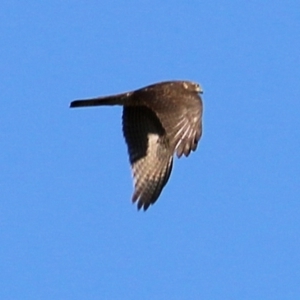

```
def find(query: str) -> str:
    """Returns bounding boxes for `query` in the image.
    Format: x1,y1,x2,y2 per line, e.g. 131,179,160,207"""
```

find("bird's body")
70,80,203,210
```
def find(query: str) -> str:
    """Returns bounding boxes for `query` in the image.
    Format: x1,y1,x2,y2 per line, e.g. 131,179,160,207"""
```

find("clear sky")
1,1,300,299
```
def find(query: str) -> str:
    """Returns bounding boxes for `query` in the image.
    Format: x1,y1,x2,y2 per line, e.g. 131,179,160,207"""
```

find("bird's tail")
70,93,130,108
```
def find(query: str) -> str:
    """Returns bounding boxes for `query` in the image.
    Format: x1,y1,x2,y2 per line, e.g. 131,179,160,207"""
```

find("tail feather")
70,93,130,108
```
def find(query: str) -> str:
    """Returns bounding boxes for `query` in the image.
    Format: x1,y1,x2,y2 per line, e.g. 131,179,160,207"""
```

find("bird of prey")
70,80,203,210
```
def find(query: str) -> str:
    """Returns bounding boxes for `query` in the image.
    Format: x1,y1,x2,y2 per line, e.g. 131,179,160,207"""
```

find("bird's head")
182,81,203,94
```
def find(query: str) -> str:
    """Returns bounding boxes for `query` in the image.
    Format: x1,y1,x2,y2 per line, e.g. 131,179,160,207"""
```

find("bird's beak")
197,85,203,94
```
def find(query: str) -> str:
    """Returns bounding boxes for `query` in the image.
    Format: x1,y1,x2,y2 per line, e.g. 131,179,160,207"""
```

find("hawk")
70,80,203,210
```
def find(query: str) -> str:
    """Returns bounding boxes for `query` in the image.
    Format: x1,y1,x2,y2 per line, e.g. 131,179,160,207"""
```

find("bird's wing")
155,94,203,158
122,106,173,210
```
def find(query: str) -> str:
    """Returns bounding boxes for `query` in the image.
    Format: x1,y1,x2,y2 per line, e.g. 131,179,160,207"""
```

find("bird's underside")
70,80,203,210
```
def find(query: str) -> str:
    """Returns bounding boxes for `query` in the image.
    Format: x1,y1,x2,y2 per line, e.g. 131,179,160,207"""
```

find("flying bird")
70,80,203,210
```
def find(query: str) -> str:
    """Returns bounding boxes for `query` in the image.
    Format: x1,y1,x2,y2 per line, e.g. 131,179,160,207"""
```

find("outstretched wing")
147,92,203,158
168,97,202,158
122,106,173,210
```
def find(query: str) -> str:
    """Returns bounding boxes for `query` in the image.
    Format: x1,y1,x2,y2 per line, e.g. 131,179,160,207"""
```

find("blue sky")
1,1,300,299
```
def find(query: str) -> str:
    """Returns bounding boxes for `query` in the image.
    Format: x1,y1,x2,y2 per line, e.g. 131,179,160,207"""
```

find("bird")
70,80,203,210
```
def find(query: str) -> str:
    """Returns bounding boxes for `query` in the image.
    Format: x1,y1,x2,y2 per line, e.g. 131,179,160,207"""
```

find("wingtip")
132,196,151,211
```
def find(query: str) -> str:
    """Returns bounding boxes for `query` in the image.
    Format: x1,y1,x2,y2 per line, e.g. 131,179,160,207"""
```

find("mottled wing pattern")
154,92,203,158
122,106,173,210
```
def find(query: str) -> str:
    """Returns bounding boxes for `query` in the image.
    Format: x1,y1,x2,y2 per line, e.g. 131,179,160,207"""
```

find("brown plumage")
70,80,203,210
